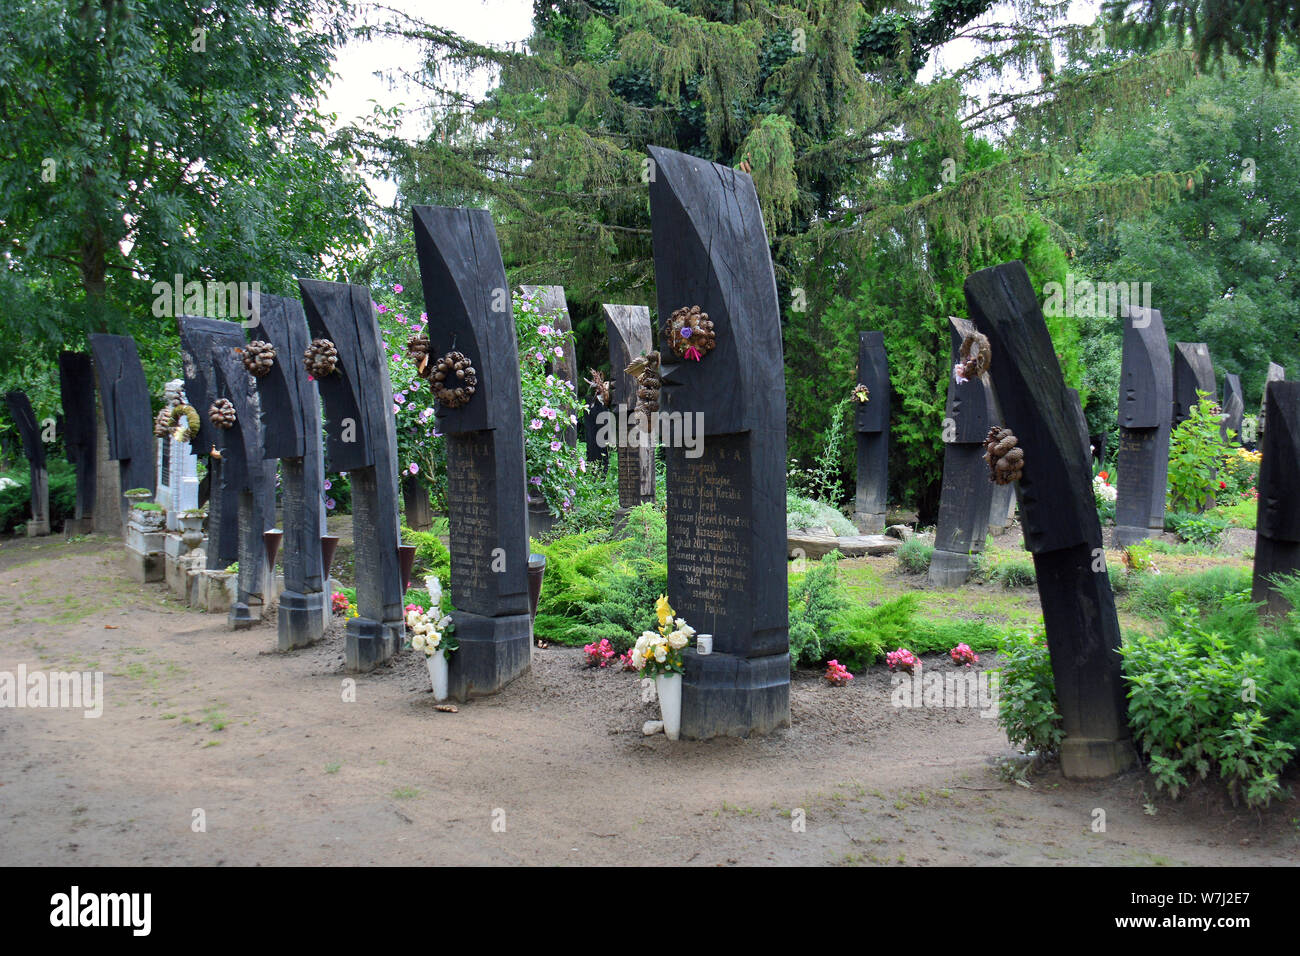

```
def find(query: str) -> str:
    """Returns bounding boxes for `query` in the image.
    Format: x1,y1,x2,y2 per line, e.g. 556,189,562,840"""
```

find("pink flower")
538,324,552,336
553,346,564,357
393,283,403,293
376,303,388,313
408,462,419,475
530,418,543,430
323,479,332,491
394,393,405,404
535,351,545,361
550,441,562,452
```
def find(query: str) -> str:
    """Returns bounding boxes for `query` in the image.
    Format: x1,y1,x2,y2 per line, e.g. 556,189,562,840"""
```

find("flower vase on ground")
427,648,449,702
656,672,682,740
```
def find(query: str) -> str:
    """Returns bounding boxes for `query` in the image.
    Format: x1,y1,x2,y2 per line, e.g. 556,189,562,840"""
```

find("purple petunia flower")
550,441,562,452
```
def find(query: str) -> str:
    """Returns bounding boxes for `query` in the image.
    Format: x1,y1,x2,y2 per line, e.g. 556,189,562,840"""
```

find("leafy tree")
0,0,374,373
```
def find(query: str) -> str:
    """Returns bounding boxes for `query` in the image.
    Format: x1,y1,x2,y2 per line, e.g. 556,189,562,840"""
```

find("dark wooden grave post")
1221,373,1244,445
414,205,532,699
210,342,277,629
1258,362,1285,445
1112,305,1172,548
1252,381,1300,615
966,261,1134,779
1173,341,1216,426
178,317,246,569
649,145,789,739
605,303,655,515
929,317,996,586
88,333,155,535
59,352,97,534
299,279,404,671
247,291,328,649
853,331,890,533
3,391,49,536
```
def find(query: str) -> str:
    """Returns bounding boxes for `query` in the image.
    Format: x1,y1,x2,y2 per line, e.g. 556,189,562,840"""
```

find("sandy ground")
1,534,1297,867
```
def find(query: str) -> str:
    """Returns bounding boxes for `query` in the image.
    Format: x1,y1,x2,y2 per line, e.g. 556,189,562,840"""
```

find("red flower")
1219,481,1227,490
1098,471,1109,482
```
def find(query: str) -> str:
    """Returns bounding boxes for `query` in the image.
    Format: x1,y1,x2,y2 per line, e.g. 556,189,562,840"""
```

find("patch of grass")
1123,566,1253,621
391,787,420,800
324,762,342,774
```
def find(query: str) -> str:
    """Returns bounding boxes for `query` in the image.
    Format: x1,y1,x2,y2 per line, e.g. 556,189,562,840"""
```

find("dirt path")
1,534,1297,866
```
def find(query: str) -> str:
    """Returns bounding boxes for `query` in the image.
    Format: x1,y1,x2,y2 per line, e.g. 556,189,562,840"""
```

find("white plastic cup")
696,634,713,655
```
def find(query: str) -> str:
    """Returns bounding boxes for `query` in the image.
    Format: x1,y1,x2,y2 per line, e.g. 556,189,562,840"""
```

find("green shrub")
788,552,850,667
787,492,856,536
829,593,922,671
1121,601,1293,807
401,526,451,585
1167,394,1233,512
994,628,1064,758
980,557,1036,588
1123,566,1253,620
0,459,77,533
896,538,933,574
1167,510,1229,546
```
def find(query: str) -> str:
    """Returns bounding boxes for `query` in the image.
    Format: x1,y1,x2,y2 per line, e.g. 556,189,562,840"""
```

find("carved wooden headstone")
649,145,789,740
88,333,155,533
604,303,655,512
853,331,890,534
178,317,245,568
519,285,579,386
966,261,1134,779
247,291,328,650
1113,305,1172,548
59,352,97,534
1252,380,1300,615
4,391,49,536
415,205,532,699
210,339,277,628
1173,341,1215,426
300,279,404,671
1221,372,1244,445
929,317,995,587
1258,362,1285,442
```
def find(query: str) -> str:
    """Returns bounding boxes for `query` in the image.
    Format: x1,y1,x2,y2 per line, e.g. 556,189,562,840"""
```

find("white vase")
656,673,682,741
426,649,449,701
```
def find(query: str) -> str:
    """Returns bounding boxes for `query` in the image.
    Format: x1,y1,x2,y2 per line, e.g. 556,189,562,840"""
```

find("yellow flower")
655,594,674,627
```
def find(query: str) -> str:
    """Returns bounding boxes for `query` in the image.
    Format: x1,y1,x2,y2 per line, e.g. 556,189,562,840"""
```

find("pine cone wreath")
154,407,173,437
954,331,991,383
239,340,276,377
209,398,237,430
984,426,1023,484
303,338,339,378
585,369,611,407
407,333,432,377
431,351,478,408
663,305,717,361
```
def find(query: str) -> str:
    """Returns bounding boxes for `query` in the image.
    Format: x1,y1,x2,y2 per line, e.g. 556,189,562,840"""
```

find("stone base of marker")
1112,524,1160,549
1251,537,1300,616
63,518,95,536
278,588,328,651
26,518,52,537
446,611,532,702
124,519,165,583
679,649,791,740
1060,736,1138,780
345,617,405,673
928,549,978,587
851,511,885,535
190,569,238,613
